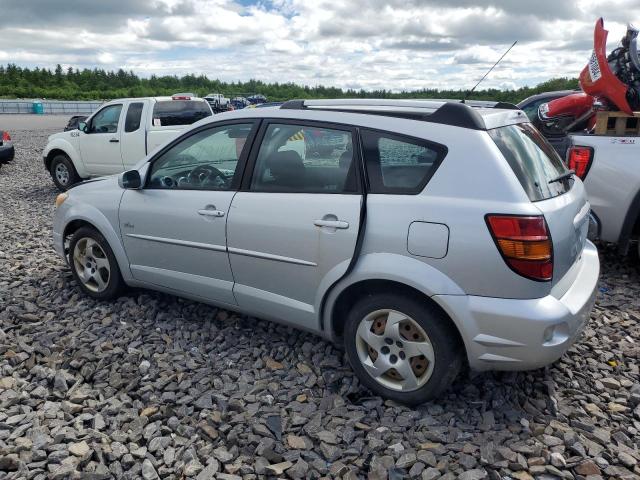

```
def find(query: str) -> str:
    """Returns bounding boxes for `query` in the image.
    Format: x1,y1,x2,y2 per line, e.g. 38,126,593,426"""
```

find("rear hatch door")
489,123,589,287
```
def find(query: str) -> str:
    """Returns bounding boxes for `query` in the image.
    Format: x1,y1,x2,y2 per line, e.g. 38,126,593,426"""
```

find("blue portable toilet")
32,101,44,114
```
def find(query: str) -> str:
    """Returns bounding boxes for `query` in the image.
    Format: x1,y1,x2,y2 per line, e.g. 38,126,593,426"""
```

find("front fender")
321,252,465,339
43,136,87,178
55,197,133,283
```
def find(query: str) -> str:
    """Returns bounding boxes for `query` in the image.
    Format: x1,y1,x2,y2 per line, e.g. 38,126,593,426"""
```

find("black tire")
50,154,80,191
68,227,124,300
344,293,463,406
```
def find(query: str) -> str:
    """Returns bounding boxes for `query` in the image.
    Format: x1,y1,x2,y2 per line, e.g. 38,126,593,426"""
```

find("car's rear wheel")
344,293,462,405
50,154,79,191
68,227,123,300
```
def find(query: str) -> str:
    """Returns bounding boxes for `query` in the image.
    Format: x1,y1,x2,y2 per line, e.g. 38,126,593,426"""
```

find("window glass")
361,130,445,194
152,100,211,127
89,104,122,133
125,102,144,133
521,100,543,121
489,123,571,201
148,123,253,190
251,124,355,193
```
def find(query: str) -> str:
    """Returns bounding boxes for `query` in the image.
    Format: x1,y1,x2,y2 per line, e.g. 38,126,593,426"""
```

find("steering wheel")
188,165,226,187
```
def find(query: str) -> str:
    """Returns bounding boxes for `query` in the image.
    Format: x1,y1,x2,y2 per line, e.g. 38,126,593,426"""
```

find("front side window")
250,123,355,193
152,100,211,127
125,102,144,133
148,123,254,191
361,130,446,194
89,104,122,134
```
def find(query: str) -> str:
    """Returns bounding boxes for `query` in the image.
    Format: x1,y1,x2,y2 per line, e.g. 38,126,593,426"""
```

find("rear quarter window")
361,130,447,194
152,100,212,127
489,123,571,202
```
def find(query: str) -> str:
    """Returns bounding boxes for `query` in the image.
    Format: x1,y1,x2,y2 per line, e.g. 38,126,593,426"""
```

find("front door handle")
198,208,225,217
314,219,349,229
109,138,119,143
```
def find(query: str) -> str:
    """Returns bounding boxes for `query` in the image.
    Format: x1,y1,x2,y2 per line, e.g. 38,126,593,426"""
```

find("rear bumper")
435,241,599,371
0,145,14,163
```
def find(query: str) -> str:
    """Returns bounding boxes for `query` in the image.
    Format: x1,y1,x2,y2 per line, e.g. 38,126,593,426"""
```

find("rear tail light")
2,131,10,141
486,215,553,281
567,146,593,180
172,95,191,100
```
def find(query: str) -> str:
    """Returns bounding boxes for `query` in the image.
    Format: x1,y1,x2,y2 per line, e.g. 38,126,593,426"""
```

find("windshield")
489,123,571,201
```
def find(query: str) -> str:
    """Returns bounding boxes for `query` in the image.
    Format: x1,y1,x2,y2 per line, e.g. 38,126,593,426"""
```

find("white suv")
52,99,599,404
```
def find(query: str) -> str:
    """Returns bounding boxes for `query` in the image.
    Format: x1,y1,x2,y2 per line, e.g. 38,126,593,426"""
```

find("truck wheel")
68,227,124,300
344,293,463,406
50,154,80,191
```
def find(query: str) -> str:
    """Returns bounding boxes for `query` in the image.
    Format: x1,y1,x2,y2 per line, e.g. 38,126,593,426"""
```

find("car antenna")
462,40,517,103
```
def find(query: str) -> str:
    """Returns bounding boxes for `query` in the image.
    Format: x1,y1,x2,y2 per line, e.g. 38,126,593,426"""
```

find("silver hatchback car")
53,99,599,405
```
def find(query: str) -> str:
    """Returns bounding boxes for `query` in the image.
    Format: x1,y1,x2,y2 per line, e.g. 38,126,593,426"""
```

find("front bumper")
435,240,600,371
0,145,14,163
52,202,69,260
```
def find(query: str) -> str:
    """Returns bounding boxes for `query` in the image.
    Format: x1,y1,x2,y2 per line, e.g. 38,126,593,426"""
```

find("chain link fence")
0,99,103,115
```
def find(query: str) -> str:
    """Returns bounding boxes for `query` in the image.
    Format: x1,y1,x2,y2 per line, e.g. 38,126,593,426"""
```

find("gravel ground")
0,128,639,480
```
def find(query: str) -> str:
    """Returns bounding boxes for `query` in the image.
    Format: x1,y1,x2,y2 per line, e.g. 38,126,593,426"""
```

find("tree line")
0,63,579,103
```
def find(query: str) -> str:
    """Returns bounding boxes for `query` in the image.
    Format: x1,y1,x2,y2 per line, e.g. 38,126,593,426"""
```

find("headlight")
55,193,68,208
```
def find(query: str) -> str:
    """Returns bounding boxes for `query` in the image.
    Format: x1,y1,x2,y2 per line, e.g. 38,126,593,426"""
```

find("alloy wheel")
55,163,70,185
355,309,435,392
72,237,111,293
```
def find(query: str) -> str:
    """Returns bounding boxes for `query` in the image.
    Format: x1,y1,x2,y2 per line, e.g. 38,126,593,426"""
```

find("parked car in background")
204,93,231,113
52,98,599,404
517,90,577,121
64,115,87,132
518,91,579,159
247,94,267,105
0,131,14,169
230,96,250,110
43,96,213,190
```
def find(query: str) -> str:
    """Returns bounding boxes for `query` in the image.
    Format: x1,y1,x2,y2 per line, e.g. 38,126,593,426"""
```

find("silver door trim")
125,233,226,252
228,247,317,267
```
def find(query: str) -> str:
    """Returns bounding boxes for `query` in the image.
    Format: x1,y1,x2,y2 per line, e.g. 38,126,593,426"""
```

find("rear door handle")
198,209,225,217
314,219,349,229
109,138,119,143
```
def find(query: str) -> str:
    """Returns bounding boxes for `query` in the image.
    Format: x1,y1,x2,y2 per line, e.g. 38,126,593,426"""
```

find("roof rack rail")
278,99,519,130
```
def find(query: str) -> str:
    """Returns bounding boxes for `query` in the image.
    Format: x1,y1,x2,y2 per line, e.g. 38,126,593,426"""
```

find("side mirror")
119,170,142,189
78,121,88,133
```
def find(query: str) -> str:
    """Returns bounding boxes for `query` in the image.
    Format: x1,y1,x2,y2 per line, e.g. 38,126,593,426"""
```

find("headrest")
266,150,305,186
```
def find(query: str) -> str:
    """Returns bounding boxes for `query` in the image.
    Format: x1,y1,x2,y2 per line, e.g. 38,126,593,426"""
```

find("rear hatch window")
489,123,571,201
152,100,212,127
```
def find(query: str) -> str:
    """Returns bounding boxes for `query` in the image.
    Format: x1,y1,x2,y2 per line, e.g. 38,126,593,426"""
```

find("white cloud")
2,0,640,91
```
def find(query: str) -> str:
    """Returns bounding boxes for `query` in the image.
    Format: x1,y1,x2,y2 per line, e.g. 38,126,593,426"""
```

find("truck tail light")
567,146,593,180
172,96,191,100
2,131,10,141
486,215,553,282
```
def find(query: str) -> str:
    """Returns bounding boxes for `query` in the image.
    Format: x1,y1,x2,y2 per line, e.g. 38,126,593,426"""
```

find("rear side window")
152,100,211,127
489,123,571,202
250,123,356,193
125,102,143,132
361,130,446,194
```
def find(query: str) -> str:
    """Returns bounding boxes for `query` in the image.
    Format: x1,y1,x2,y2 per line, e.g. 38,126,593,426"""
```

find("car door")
226,120,363,331
120,101,147,168
119,121,258,305
79,103,125,175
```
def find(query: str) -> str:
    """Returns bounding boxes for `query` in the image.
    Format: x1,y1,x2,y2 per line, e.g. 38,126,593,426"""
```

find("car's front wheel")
50,154,79,191
68,227,124,300
344,293,463,406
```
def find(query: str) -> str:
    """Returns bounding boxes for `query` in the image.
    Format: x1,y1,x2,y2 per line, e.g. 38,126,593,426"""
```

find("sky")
1,0,640,92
